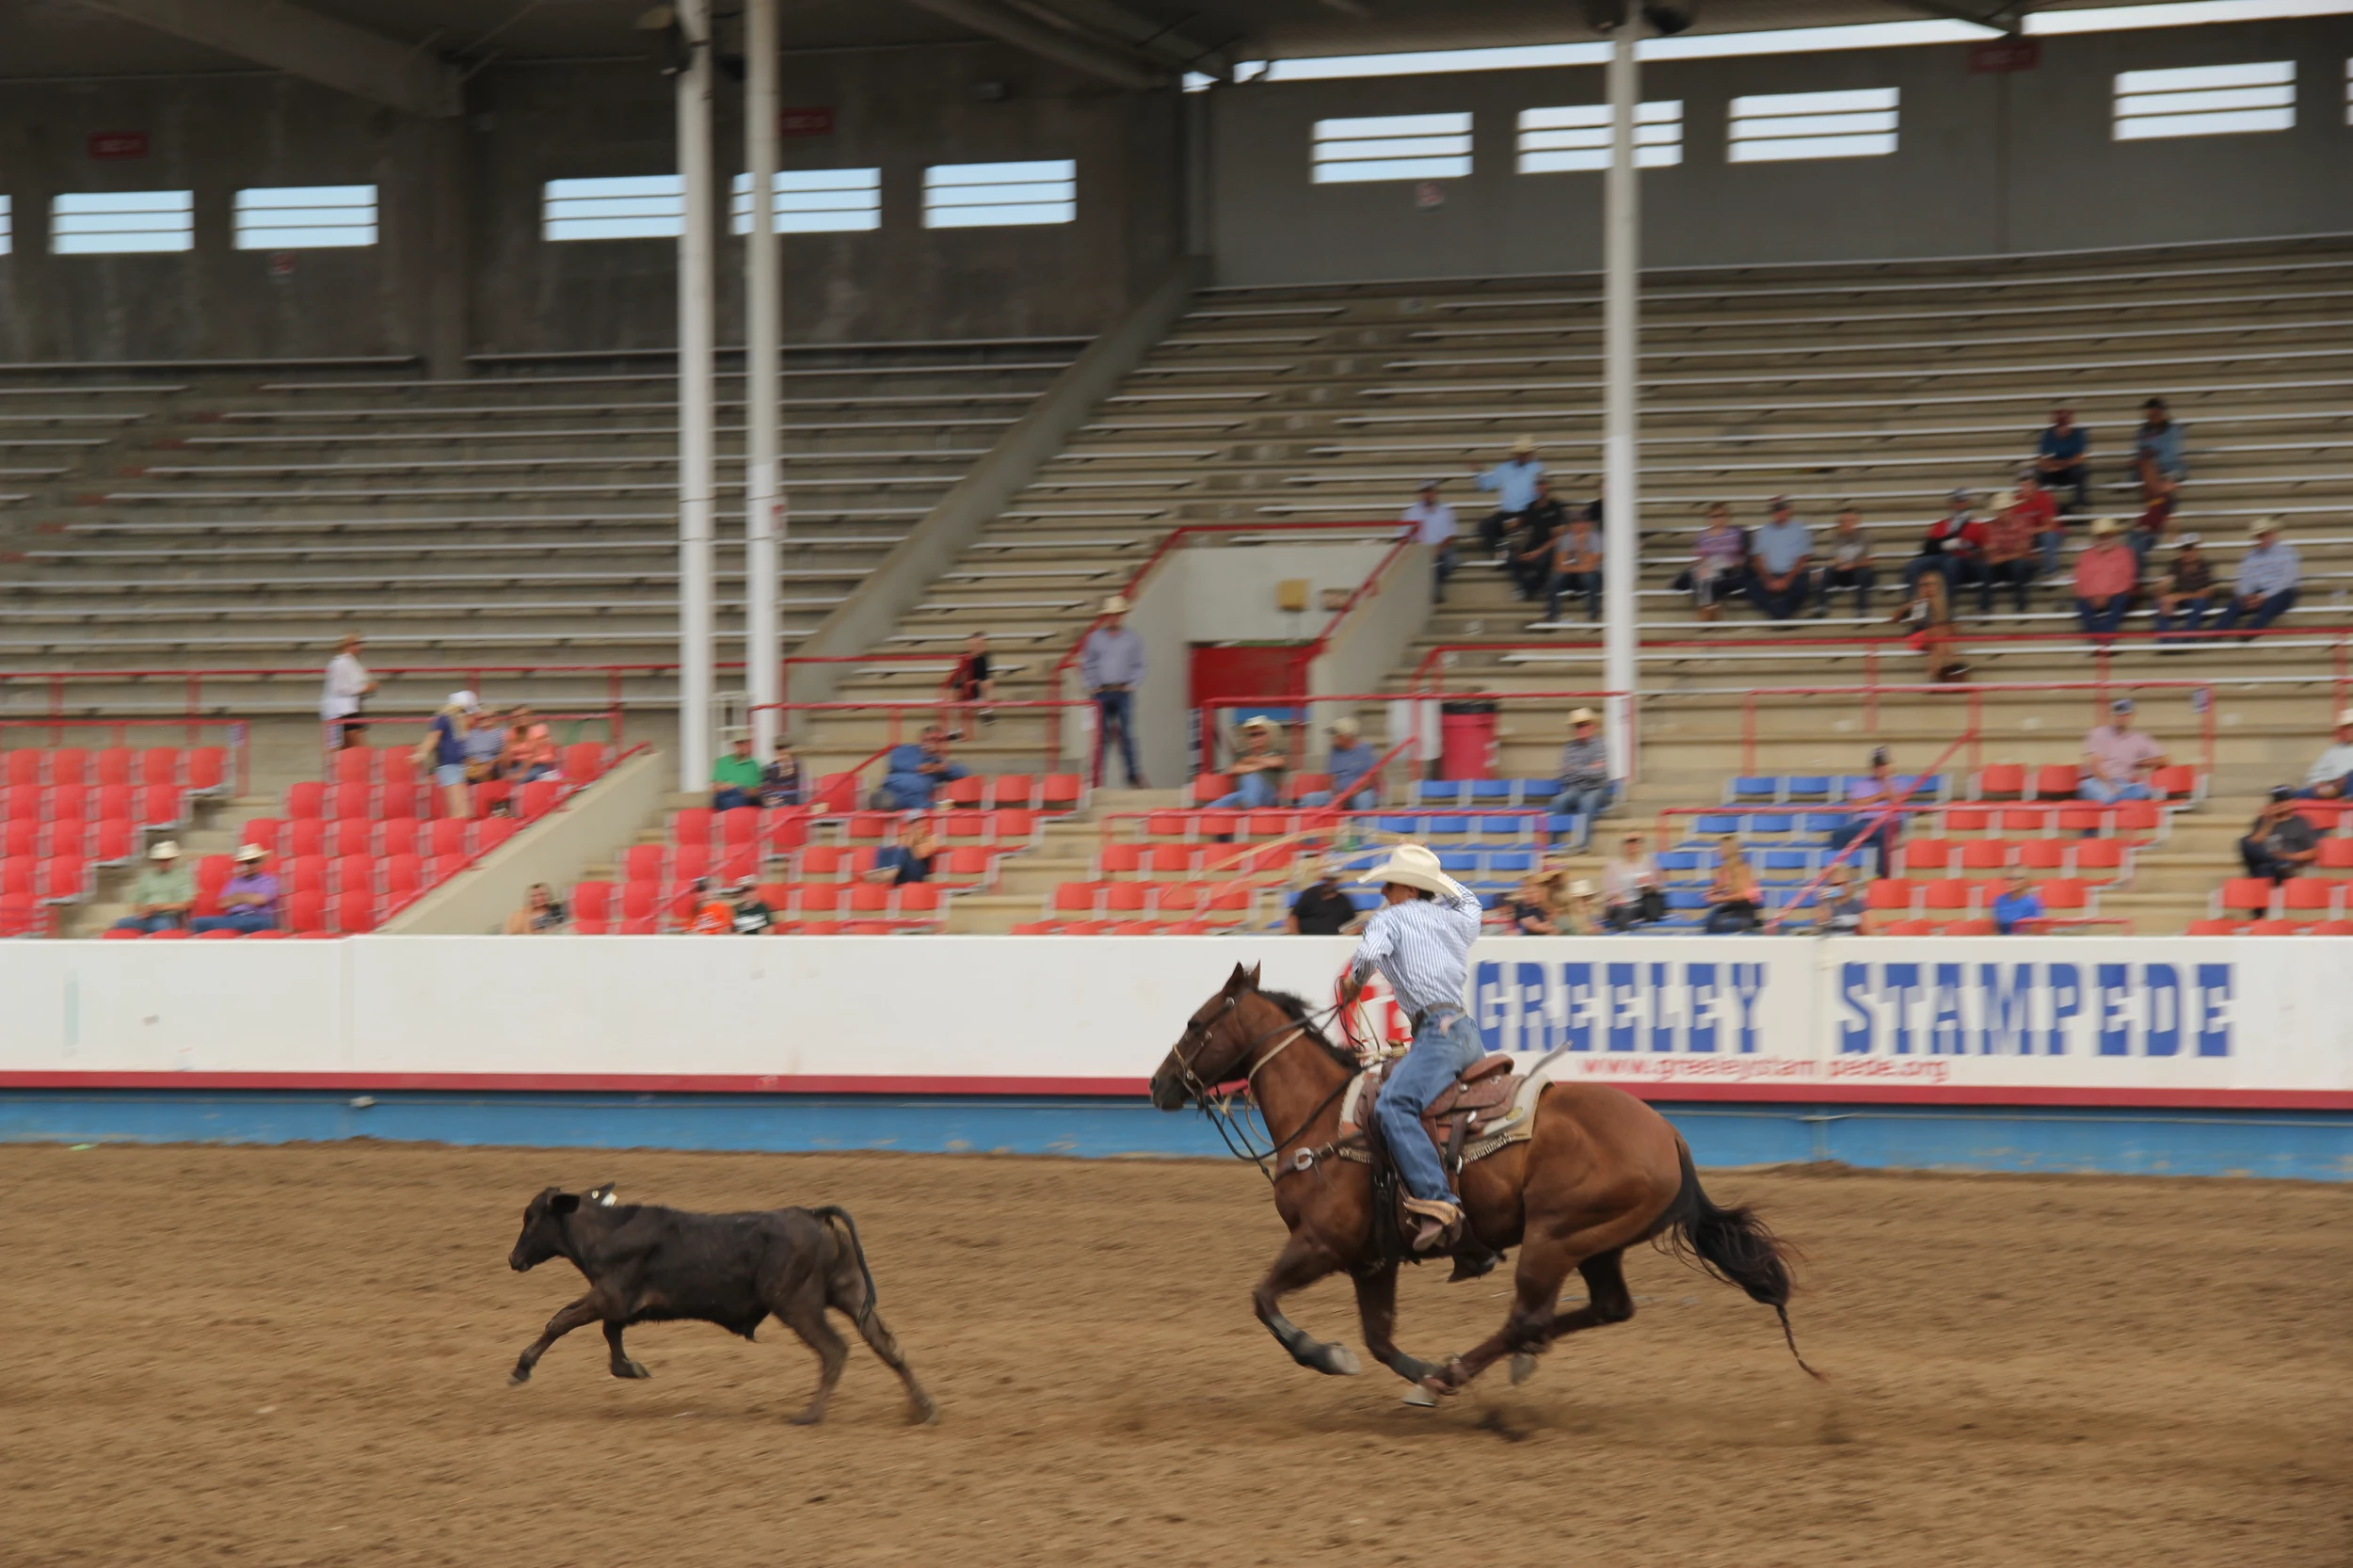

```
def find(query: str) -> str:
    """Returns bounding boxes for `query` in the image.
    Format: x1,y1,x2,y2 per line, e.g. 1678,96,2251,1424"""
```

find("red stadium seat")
894,884,942,920
938,810,988,841
940,776,984,808
0,820,30,860
991,809,1036,843
378,783,424,821
380,746,416,789
332,854,376,896
1945,807,1993,835
137,784,183,827
1099,843,1144,876
476,817,519,855
796,844,849,879
2031,764,2079,800
762,808,811,856
993,775,1035,809
2217,877,2276,918
93,784,133,823
2113,801,2162,840
39,820,89,860
1051,882,1105,918
719,808,761,848
333,891,378,935
0,856,36,899
286,891,326,935
2184,919,2244,936
3,751,39,790
2017,839,2067,873
671,841,712,885
428,819,471,859
1957,840,2009,872
1945,919,1998,936
1102,883,1149,918
95,749,134,788
193,855,232,916
619,881,661,924
333,748,373,786
285,856,328,898
518,781,561,820
2317,840,2353,872
285,782,326,821
2074,840,2126,880
1976,763,2026,800
1865,881,1915,913
1920,880,1973,915
846,884,890,917
91,818,135,864
2280,880,2340,919
50,749,88,788
138,747,180,788
1147,843,1200,874
37,856,88,900
718,845,760,885
2310,920,2353,936
103,927,144,941
473,780,514,820
1157,882,1206,915
2150,765,2198,799
1039,775,1081,813
376,819,421,859
561,743,606,783
1881,920,1936,936
47,785,92,823
186,747,227,792
1191,774,1232,806
385,855,425,897
938,846,994,888
2246,919,2304,936
427,853,468,886
796,883,840,918
672,807,714,846
327,819,376,859
2037,879,2089,914
196,928,244,940
284,818,327,860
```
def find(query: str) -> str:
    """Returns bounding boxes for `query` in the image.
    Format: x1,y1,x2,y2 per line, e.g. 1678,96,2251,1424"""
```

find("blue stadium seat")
1756,848,1817,874
1421,816,1469,837
1377,815,1423,836
1746,814,1794,838
1783,776,1833,802
1657,849,1714,874
1487,851,1535,874
1470,780,1516,806
1728,776,1779,803
1665,888,1710,911
1411,781,1463,805
1801,811,1852,835
1692,813,1741,836
1545,814,1583,839
1437,851,1481,873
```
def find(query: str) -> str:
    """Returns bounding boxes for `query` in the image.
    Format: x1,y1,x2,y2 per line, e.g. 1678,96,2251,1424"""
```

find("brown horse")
1149,963,1817,1398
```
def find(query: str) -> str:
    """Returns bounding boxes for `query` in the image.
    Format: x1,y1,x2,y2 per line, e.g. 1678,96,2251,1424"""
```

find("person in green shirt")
114,840,196,934
711,737,763,810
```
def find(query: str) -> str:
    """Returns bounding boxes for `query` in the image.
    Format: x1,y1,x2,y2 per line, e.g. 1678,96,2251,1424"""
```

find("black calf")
506,1184,936,1425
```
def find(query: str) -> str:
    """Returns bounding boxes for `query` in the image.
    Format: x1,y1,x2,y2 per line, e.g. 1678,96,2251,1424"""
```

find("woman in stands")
504,882,568,935
1893,570,1970,685
1602,834,1663,930
501,707,558,781
418,691,476,820
1704,840,1764,934
1686,503,1746,622
1503,871,1560,935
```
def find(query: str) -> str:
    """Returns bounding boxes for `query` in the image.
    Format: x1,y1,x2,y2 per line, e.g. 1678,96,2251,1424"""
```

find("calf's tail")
810,1205,879,1329
1660,1143,1823,1381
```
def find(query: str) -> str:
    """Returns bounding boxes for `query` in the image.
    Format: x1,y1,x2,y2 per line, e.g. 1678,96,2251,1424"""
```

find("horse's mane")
1256,986,1361,1070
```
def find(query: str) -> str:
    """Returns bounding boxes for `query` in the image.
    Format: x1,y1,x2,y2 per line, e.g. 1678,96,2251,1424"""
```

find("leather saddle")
1349,1054,1525,1272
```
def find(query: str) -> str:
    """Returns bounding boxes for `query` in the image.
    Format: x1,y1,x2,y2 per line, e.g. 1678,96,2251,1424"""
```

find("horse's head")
1150,962,1265,1111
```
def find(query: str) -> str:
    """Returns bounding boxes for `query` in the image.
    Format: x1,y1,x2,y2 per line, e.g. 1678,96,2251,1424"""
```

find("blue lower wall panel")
1,1092,2347,1179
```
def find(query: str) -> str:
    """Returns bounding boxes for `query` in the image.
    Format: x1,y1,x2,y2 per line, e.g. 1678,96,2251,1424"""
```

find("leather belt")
1410,1004,1466,1033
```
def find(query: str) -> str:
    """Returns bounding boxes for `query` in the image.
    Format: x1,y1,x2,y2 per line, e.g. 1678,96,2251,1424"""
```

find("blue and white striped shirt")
2234,541,2300,600
1349,888,1483,1018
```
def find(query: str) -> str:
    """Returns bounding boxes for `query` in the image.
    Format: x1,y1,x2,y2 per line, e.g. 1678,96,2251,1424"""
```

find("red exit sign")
778,106,834,136
1967,39,2041,73
88,131,150,159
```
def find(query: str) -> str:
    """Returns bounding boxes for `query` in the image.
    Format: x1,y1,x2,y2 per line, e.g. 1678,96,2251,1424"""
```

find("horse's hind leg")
774,1298,851,1425
1353,1263,1439,1385
1508,1248,1637,1384
1425,1217,1650,1397
1255,1233,1359,1377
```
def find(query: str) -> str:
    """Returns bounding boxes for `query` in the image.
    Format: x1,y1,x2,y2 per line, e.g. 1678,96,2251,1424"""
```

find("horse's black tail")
1659,1143,1823,1381
811,1205,879,1329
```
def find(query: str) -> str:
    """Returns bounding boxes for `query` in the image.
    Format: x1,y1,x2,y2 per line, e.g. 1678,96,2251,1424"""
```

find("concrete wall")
0,42,1183,363
1207,15,2353,286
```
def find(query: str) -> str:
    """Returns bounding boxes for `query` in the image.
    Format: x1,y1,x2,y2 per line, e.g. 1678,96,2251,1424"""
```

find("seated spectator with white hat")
1545,709,1613,851
2213,517,2300,636
1209,715,1288,809
2294,710,2353,800
2072,518,2137,636
113,840,195,934
191,844,281,936
1298,715,1379,810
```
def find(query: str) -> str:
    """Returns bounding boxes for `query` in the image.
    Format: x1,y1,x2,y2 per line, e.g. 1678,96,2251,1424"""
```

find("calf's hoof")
507,1368,531,1387
610,1360,651,1380
787,1408,826,1427
908,1394,940,1425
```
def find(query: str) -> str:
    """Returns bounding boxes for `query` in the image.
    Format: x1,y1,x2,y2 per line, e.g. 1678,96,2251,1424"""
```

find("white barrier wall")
1,936,2346,1106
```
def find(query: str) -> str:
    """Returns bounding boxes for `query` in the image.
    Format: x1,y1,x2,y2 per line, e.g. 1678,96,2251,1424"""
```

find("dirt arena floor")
4,1143,2347,1567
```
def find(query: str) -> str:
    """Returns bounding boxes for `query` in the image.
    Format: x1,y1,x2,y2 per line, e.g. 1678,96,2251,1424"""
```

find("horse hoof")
611,1360,650,1380
908,1396,941,1425
1317,1344,1363,1377
787,1410,824,1427
1508,1352,1537,1385
507,1372,529,1387
1417,1372,1460,1399
1400,1385,1439,1408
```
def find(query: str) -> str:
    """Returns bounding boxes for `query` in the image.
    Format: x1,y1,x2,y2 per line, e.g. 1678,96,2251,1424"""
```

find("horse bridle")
1171,992,1356,1183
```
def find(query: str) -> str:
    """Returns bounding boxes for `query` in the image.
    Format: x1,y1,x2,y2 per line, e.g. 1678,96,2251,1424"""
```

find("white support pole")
744,0,782,754
1601,32,1641,780
676,0,716,790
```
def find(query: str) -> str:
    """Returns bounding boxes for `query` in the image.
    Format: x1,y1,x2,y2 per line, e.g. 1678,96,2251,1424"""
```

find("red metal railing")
1718,680,2222,776
1762,723,1981,933
1193,688,1632,785
751,698,1099,791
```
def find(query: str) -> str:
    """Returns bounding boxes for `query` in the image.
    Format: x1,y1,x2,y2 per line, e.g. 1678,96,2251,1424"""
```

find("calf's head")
508,1186,582,1272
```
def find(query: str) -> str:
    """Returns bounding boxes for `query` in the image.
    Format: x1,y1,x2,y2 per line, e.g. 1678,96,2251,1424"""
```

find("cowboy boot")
1402,1197,1464,1255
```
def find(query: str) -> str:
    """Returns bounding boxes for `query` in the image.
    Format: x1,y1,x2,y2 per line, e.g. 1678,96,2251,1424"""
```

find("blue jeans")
1432,544,1456,603
2037,529,2068,578
872,773,932,811
1828,820,1898,878
112,913,185,934
1094,689,1142,786
2076,596,2129,635
1547,780,1613,849
712,787,754,810
1375,1007,1487,1205
191,910,277,935
1545,568,1600,622
2154,596,2211,638
1300,786,1377,809
2079,778,2153,805
1211,772,1280,809
2213,588,2298,634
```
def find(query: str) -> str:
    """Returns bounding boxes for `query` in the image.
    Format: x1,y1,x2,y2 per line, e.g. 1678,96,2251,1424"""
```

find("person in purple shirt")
192,843,282,935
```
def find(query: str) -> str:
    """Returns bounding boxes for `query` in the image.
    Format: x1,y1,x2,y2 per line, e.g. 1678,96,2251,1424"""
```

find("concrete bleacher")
0,340,1078,732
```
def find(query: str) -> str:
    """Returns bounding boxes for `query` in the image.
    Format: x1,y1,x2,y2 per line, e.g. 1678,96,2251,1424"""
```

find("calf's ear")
548,1192,581,1215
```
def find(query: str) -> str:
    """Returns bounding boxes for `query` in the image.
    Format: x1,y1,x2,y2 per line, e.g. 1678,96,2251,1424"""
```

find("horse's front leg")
1253,1232,1359,1376
1353,1262,1441,1385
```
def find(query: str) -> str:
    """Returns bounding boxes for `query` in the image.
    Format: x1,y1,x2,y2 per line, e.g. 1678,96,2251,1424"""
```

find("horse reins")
1173,996,1357,1185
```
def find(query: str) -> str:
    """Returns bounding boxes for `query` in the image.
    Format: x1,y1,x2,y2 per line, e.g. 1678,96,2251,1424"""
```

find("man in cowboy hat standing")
1337,843,1488,1256
1080,594,1149,788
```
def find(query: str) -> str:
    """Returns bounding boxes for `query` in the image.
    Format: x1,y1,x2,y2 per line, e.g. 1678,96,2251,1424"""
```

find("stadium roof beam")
70,0,463,118
1895,0,2028,34
899,0,1179,88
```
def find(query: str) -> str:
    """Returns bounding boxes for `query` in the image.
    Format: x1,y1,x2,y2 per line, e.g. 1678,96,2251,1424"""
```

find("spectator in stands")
1507,479,1570,600
113,840,194,934
1813,509,1874,618
1211,716,1288,809
869,816,939,887
946,632,994,739
1288,860,1359,936
1504,871,1561,935
2213,517,2300,637
2133,398,2186,507
685,878,733,934
193,844,280,935
1974,488,2039,616
712,736,763,810
463,707,508,784
1812,865,1866,935
1992,871,2045,935
1302,715,1378,809
2241,787,2318,884
1544,513,1603,623
419,691,476,821
1901,490,1984,600
1746,498,1812,620
2036,408,2090,515
1402,480,1458,603
875,728,967,812
1080,595,1148,789
1829,747,1903,879
727,880,776,935
2295,711,2353,799
2073,519,2138,637
501,707,557,781
1473,437,1545,558
2080,698,2167,806
1687,503,1747,622
1893,572,1968,685
1546,709,1612,852
758,739,804,808
1558,878,1601,936
320,632,375,750
2009,472,2067,582
1602,835,1663,931
1703,841,1763,934
2153,535,2216,644
503,882,568,936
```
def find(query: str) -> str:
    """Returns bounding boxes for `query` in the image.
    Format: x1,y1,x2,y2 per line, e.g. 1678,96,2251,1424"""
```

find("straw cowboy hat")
149,840,181,860
2088,517,2122,536
2247,516,2281,540
232,842,268,863
1101,595,1130,615
1568,707,1598,726
1355,842,1470,900
1330,714,1359,736
1240,714,1279,732
1509,435,1537,456
1568,878,1596,899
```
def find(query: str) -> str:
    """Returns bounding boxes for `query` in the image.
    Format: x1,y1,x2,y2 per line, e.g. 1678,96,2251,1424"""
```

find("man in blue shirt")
874,728,967,811
2133,397,2185,507
1991,872,2044,935
2213,517,2300,637
1402,481,1458,603
2035,408,2089,514
1746,498,1813,620
1300,715,1379,809
1472,437,1545,558
1079,595,1150,788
